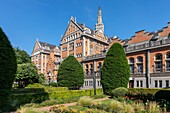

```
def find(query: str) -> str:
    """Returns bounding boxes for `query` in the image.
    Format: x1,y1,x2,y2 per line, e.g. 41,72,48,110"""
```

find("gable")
63,20,83,37
32,41,41,55
129,30,152,44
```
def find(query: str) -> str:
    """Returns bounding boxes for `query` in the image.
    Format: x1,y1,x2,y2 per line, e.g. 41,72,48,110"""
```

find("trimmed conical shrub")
101,43,130,94
58,55,84,89
0,27,17,111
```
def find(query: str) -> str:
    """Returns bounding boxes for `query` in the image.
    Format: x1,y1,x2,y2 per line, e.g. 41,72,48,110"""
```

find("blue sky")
1,0,170,55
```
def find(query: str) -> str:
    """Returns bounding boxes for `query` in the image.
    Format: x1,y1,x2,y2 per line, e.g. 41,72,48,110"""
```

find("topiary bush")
111,87,129,97
58,55,84,90
101,43,130,94
0,27,17,112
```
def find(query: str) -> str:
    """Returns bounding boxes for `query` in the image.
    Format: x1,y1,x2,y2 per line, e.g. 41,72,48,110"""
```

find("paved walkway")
37,96,110,112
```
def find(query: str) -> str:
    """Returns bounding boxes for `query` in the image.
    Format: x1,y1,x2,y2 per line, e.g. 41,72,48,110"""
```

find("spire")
97,6,102,24
95,6,104,33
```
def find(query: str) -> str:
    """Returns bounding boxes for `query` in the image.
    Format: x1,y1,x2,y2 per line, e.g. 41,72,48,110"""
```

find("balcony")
130,70,145,77
83,53,106,61
125,38,170,52
151,67,170,77
84,71,101,79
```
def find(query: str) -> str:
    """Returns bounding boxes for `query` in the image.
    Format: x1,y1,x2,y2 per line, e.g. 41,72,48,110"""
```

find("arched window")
166,52,170,59
85,64,89,75
166,52,170,71
129,58,134,74
137,56,143,73
155,53,162,72
90,64,93,75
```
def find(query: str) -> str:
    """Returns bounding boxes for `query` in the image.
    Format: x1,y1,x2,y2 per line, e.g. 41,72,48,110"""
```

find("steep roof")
39,41,56,49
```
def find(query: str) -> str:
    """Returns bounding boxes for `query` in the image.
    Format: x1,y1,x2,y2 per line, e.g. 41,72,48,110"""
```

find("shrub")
101,43,130,94
111,87,128,97
10,92,49,110
11,88,45,94
50,82,58,87
122,102,134,113
147,102,162,113
10,88,103,109
155,90,170,101
58,55,84,90
109,100,123,112
132,102,145,113
26,83,45,88
16,106,48,113
0,27,17,111
77,96,94,107
50,105,72,113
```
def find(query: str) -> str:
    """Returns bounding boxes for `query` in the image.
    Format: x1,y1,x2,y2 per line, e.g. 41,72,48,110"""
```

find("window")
159,80,162,88
140,80,143,87
166,52,170,59
155,54,162,72
97,81,100,86
76,53,82,58
69,43,74,50
89,81,93,86
166,52,170,71
137,56,143,73
62,47,67,51
85,64,89,75
155,80,158,88
90,64,93,75
129,58,135,74
90,46,93,54
137,56,143,63
98,62,102,74
166,80,169,87
136,81,139,87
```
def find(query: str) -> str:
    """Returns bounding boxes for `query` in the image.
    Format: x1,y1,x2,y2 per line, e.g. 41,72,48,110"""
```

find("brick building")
32,7,170,88
31,39,60,83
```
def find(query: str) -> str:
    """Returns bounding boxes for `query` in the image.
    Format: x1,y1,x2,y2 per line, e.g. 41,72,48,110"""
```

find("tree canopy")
14,47,31,64
14,48,44,87
0,27,17,111
101,43,130,94
15,63,39,87
58,55,84,89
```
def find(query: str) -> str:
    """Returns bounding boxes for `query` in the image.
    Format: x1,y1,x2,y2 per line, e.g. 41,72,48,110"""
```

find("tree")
15,63,39,87
58,55,84,89
0,27,17,111
101,43,130,94
14,47,31,64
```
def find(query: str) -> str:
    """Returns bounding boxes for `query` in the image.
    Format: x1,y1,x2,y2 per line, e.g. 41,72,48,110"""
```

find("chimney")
168,22,170,28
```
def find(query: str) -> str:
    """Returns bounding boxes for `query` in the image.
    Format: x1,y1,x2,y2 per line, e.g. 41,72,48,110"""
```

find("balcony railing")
125,38,170,52
83,53,106,60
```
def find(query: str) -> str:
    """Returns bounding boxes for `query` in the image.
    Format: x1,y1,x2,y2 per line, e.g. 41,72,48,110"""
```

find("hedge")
10,88,103,109
12,87,69,94
128,88,165,95
49,88,103,99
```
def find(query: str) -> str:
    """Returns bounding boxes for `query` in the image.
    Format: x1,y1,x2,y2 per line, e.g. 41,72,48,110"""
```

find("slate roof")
39,41,56,49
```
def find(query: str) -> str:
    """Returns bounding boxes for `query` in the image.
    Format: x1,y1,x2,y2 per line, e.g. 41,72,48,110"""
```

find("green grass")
69,105,88,111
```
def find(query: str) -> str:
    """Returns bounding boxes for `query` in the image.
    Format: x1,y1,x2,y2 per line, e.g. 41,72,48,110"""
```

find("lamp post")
47,71,51,86
93,71,97,95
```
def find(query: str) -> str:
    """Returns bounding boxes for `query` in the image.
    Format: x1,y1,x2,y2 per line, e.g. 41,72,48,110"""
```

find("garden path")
37,96,110,112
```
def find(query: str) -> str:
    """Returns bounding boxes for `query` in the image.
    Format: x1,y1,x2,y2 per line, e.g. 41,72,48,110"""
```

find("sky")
1,0,170,55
